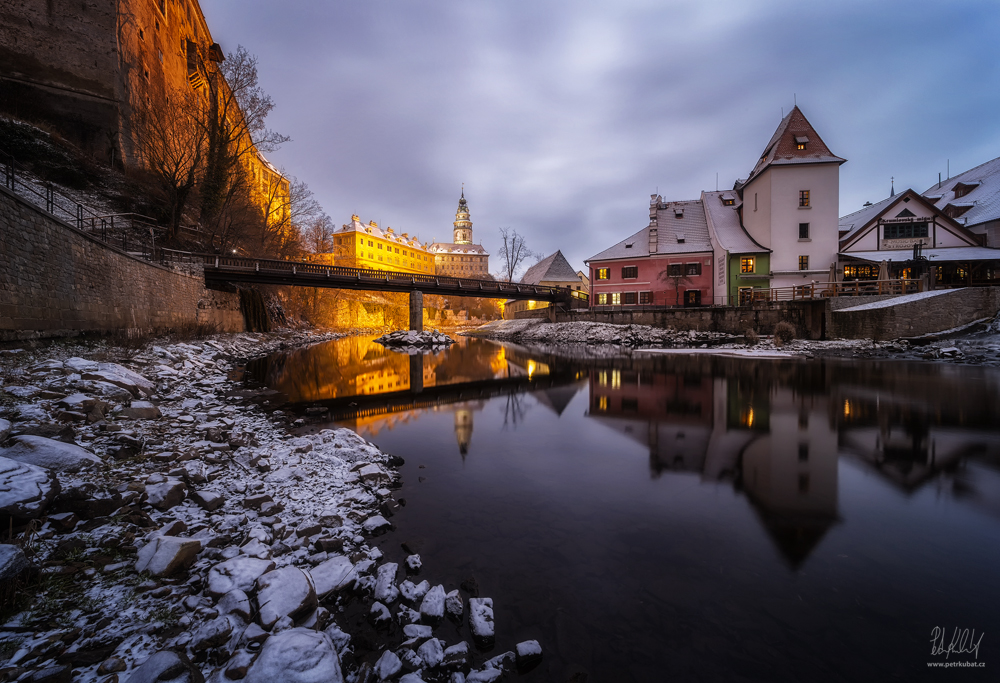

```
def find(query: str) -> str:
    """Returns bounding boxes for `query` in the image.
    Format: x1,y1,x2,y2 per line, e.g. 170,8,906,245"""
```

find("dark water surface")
250,336,1000,682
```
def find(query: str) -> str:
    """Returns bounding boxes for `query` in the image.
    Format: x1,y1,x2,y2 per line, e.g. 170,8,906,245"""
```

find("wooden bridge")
181,253,586,331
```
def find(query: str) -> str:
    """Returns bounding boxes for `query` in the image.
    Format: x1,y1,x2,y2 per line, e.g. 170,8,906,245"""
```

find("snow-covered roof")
743,106,845,188
701,191,768,254
339,216,428,249
587,199,712,262
428,242,488,255
839,246,1000,262
520,250,581,284
838,195,897,241
922,154,1000,230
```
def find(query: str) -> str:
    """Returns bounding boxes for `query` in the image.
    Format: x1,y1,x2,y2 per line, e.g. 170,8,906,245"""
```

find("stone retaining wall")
0,185,243,341
829,288,1000,340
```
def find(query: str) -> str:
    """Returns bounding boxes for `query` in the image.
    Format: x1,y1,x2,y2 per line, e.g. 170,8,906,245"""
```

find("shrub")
744,328,759,346
773,321,796,346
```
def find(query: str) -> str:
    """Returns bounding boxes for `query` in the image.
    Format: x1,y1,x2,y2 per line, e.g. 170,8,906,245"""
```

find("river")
247,335,1000,682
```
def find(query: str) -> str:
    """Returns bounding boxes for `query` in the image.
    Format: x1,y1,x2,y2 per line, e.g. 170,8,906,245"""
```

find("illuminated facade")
322,215,435,274
429,191,490,277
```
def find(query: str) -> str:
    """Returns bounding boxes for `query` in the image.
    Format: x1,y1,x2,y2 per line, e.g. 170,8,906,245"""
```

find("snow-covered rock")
374,330,456,350
405,554,422,573
419,584,446,621
374,649,402,680
218,589,253,621
442,642,470,668
400,579,430,603
243,628,343,683
80,362,154,397
362,514,392,533
416,638,444,668
309,555,355,597
0,418,10,443
445,589,463,620
469,598,495,642
0,544,30,580
145,478,187,510
127,650,203,683
0,455,59,519
515,640,543,667
256,566,318,630
374,562,399,603
134,536,201,577
0,435,101,472
207,556,276,598
120,400,162,419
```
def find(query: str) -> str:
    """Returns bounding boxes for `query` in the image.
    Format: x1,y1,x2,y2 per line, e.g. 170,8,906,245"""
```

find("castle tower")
453,189,473,244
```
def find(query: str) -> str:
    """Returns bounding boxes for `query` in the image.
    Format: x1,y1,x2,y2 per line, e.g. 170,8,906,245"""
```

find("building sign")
880,237,929,249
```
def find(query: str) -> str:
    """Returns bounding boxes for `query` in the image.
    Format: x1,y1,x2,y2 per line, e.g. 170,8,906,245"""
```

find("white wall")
766,164,840,288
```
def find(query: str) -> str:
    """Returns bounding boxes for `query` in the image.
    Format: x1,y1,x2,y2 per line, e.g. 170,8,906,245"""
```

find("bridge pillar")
409,290,423,332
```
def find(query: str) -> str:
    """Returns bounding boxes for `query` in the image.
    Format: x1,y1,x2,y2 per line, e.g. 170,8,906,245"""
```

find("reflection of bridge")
189,253,586,330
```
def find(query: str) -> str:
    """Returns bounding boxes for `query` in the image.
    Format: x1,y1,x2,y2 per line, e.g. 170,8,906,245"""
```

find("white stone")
0,455,58,519
469,598,495,640
363,515,392,533
445,590,463,619
0,419,10,442
145,478,187,510
374,563,399,604
243,628,343,683
0,436,101,472
402,624,433,639
0,544,30,580
257,566,318,630
218,589,253,621
309,555,355,597
416,638,444,668
515,640,542,667
370,601,391,624
374,650,402,681
134,536,201,577
405,554,422,572
121,401,162,419
466,669,502,683
400,579,430,603
419,584,446,621
207,556,275,597
442,642,470,668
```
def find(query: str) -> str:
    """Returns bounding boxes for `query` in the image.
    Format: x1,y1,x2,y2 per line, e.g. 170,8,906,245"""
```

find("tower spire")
453,188,472,244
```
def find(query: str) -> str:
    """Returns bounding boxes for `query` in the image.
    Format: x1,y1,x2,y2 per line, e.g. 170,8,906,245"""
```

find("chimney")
648,227,658,254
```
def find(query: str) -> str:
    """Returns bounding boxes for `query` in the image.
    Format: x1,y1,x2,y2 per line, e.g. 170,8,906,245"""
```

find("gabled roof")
520,250,581,284
429,242,488,255
340,216,428,249
701,191,768,254
743,106,846,188
586,199,712,262
838,189,979,252
922,154,1000,229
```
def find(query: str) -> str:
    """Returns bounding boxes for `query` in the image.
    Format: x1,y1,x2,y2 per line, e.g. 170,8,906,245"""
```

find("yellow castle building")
322,215,435,274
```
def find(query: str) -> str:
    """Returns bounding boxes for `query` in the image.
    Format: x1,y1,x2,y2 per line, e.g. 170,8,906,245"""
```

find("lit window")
799,255,809,270
795,135,809,150
597,293,608,305
596,268,610,280
622,266,638,279
799,223,809,239
597,396,608,411
611,292,621,305
799,190,810,207
740,257,754,274
722,198,735,206
686,263,701,276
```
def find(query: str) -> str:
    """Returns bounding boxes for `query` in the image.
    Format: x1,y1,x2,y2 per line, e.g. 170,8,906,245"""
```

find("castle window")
799,255,809,270
799,222,810,239
740,257,755,274
799,190,810,207
621,266,638,279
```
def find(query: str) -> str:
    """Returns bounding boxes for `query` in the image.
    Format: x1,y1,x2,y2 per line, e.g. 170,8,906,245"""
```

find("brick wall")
0,185,243,341
829,288,1000,340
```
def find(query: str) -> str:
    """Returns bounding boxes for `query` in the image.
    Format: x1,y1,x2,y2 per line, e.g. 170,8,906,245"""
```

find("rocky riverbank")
0,331,539,682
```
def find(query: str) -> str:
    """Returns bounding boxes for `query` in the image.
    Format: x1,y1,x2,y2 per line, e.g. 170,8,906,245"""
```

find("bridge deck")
195,254,583,302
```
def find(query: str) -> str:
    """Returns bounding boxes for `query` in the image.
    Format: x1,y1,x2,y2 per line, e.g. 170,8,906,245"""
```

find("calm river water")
249,336,1000,682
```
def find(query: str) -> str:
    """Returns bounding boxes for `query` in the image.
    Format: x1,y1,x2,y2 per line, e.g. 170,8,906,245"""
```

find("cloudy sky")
200,0,1000,273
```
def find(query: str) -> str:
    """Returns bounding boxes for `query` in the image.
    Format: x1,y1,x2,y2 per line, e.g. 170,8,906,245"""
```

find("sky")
200,0,1000,274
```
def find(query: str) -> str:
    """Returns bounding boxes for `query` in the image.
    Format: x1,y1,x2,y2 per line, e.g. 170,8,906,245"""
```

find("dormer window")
722,198,735,206
953,182,980,199
674,208,684,218
676,234,685,243
625,243,633,249
795,135,809,150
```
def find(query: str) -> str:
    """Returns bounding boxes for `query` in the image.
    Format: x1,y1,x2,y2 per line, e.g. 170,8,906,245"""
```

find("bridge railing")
746,279,922,303
201,254,583,299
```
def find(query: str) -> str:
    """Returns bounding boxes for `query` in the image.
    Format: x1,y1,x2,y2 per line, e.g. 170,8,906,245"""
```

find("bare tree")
495,227,536,282
658,265,695,306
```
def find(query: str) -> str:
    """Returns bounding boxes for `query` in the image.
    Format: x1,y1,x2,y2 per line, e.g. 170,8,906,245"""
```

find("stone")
295,522,321,538
243,494,273,510
483,651,513,671
399,675,428,683
146,478,187,510
416,638,444,668
0,418,10,442
0,455,59,519
374,563,399,604
357,464,385,483
47,511,78,532
308,555,355,598
469,598,494,642
300,606,330,631
405,554,421,573
318,509,342,527
1,436,101,472
362,515,391,533
419,584,446,621
191,615,234,651
191,489,226,511
324,624,351,656
398,649,423,673
0,544,30,580
218,589,253,622
207,557,276,598
466,670,501,683
81,363,154,398
128,650,204,683
370,601,391,625
97,657,127,674
225,649,256,680
515,640,542,668
442,642,470,668
120,400,162,419
400,580,430,603
242,628,343,683
256,567,317,630
445,590,463,620
374,650,402,680
403,624,433,639
134,536,201,577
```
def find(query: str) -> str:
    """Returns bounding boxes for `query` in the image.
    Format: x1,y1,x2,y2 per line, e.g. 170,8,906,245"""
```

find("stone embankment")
0,331,537,682
375,331,455,353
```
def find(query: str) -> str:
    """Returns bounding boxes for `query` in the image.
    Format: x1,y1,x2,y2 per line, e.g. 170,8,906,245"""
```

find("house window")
639,291,652,304
884,223,929,239
799,223,810,239
799,190,810,207
686,263,701,276
597,293,608,305
723,198,735,206
378,244,382,249
740,257,755,274
684,290,701,306
667,264,683,277
799,255,809,270
622,266,638,279
611,292,621,305
368,240,373,247
596,268,610,280
623,292,637,305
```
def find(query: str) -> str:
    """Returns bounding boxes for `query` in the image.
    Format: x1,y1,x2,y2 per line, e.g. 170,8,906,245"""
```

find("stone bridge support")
409,290,423,332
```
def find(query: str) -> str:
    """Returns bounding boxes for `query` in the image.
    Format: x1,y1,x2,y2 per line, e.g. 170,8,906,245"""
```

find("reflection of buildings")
454,408,474,456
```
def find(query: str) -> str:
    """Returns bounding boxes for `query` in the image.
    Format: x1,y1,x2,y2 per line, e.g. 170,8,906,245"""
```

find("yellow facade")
323,216,434,274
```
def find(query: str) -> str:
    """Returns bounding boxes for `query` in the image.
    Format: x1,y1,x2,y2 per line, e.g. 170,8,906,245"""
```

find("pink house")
587,197,714,306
